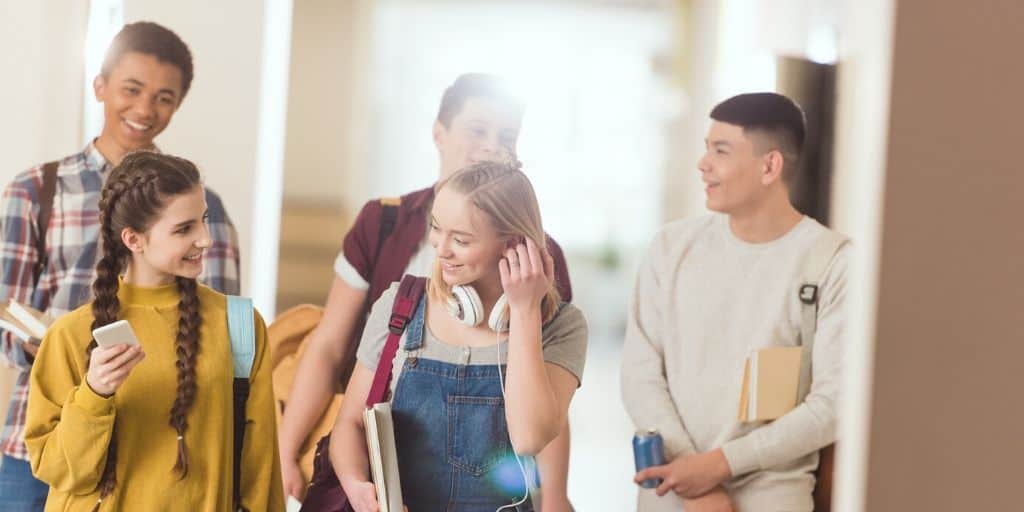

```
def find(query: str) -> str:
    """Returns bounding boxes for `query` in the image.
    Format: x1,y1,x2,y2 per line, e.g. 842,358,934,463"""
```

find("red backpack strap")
366,274,426,407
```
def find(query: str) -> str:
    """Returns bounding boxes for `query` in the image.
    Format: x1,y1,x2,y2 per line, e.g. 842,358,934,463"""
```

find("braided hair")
89,151,204,505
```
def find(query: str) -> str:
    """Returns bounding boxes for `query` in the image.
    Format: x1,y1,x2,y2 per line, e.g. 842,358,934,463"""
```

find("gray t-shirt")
357,282,588,396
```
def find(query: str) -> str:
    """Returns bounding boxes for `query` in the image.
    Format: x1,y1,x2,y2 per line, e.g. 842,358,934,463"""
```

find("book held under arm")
0,300,53,353
738,346,803,422
363,402,403,512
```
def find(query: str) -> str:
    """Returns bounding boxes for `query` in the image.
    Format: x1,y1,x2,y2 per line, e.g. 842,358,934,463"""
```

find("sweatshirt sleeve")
619,232,701,459
25,315,116,494
721,245,850,476
240,310,285,510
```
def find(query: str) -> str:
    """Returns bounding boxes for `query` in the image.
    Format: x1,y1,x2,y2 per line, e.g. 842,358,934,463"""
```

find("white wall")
0,0,87,184
831,0,894,510
123,0,292,316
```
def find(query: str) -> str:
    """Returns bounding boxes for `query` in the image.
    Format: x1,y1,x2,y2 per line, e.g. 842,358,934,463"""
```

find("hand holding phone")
87,320,145,397
92,320,140,348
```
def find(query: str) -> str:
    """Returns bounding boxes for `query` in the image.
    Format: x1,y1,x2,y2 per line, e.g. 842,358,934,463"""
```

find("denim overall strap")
402,294,427,352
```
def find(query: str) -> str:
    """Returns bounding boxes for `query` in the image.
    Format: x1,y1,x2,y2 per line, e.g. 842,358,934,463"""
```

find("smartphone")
91,320,141,348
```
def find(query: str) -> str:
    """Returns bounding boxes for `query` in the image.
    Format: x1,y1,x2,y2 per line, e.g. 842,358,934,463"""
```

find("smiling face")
94,51,183,158
697,120,779,215
122,186,211,285
433,97,522,179
428,187,507,288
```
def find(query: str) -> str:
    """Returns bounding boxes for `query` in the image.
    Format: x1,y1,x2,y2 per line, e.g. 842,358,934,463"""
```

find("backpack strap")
226,295,255,512
796,231,849,402
378,197,401,254
340,197,402,389
362,197,401,311
33,162,59,288
366,274,426,407
227,296,256,378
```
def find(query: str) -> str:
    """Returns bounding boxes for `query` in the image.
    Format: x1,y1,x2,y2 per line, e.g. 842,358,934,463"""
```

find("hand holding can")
632,429,666,489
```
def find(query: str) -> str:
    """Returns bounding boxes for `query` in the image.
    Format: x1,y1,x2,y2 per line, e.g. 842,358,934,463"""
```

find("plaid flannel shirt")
0,142,240,459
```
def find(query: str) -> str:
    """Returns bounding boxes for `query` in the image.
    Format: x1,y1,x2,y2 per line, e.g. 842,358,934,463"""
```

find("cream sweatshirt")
621,214,849,512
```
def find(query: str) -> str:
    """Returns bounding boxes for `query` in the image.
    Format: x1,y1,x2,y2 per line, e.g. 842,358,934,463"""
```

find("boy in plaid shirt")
0,22,240,509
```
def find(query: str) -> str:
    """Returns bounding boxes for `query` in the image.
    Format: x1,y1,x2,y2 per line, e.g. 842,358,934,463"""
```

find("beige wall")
282,0,373,209
275,0,374,311
0,0,87,185
662,0,721,223
839,1,1024,509
0,0,88,419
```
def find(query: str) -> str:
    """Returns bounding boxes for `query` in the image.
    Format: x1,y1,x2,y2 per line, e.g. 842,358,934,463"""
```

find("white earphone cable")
495,329,531,512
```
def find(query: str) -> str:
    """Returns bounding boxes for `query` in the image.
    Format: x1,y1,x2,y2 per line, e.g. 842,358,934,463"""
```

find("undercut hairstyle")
89,152,203,503
436,73,524,128
710,92,807,183
100,21,194,101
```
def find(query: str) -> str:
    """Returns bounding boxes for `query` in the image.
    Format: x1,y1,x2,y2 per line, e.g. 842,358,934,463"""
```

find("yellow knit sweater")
25,281,284,511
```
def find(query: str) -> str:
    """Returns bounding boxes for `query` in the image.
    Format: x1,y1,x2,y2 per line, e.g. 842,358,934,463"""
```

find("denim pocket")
446,395,513,476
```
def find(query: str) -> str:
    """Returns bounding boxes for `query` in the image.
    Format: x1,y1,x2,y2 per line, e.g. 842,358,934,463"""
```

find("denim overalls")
389,297,535,512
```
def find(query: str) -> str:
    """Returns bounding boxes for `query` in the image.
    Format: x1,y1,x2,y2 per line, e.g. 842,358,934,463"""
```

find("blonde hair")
428,159,562,324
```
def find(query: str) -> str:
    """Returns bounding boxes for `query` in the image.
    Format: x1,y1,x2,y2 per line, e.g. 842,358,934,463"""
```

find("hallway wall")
839,1,1024,509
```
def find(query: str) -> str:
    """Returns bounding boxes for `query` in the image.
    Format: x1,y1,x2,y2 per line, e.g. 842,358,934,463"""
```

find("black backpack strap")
370,197,400,282
33,162,58,288
378,197,400,250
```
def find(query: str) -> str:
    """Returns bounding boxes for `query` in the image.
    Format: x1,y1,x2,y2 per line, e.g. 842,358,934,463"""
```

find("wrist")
508,304,542,322
339,471,370,487
278,442,299,462
712,448,732,481
85,374,113,398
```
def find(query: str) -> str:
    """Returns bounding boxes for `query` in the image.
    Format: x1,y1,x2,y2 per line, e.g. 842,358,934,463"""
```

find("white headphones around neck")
445,285,510,333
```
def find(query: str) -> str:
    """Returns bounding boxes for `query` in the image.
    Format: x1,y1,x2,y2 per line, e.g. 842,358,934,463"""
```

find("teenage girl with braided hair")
23,152,283,511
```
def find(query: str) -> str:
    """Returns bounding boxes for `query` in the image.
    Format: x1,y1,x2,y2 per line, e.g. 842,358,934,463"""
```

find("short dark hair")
710,92,806,182
436,73,524,127
101,22,194,102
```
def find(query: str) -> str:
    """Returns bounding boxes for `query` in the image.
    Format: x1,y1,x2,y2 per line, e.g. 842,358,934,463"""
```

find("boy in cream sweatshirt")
621,93,849,512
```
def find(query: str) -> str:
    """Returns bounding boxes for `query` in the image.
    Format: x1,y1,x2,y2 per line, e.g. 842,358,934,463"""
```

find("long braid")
88,205,126,506
169,276,201,477
86,151,204,508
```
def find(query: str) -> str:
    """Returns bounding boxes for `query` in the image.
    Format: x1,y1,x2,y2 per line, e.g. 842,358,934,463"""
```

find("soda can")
632,429,665,489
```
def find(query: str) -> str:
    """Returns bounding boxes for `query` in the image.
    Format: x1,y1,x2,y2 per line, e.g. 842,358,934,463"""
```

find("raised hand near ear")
499,237,553,314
